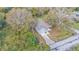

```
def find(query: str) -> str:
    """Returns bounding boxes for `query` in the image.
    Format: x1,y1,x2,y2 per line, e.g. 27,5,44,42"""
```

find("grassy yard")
71,44,79,51
72,23,79,30
48,27,73,42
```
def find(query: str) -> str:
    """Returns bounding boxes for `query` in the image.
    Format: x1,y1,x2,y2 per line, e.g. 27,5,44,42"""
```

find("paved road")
51,34,79,50
56,37,79,51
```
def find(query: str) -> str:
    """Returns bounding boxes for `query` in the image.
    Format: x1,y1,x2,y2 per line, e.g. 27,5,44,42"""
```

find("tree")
75,7,79,11
48,8,75,28
0,12,6,29
4,7,48,51
6,8,31,39
43,8,57,27
31,8,49,17
0,12,6,50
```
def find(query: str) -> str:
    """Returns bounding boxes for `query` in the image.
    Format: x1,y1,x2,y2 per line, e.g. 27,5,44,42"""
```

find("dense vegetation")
0,7,49,51
0,7,79,51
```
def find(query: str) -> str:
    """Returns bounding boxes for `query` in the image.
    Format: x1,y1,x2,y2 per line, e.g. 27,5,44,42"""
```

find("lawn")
71,43,79,51
72,23,79,30
48,27,73,42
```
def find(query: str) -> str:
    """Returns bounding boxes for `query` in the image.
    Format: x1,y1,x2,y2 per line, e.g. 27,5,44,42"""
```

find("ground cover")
71,43,79,51
48,27,73,42
72,23,79,30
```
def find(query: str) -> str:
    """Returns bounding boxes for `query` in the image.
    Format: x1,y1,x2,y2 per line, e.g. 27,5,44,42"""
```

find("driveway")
35,27,55,48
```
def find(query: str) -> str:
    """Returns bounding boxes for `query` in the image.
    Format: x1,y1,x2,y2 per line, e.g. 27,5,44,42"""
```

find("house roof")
37,19,51,29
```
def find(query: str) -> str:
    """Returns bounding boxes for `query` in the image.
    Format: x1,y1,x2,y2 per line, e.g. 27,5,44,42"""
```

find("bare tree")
6,8,35,40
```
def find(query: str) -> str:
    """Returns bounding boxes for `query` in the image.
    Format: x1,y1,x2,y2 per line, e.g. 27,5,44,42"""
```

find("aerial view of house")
0,7,79,51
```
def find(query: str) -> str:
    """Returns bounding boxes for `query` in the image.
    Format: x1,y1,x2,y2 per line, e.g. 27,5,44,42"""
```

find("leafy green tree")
0,12,6,50
75,8,79,11
31,8,49,17
4,7,49,51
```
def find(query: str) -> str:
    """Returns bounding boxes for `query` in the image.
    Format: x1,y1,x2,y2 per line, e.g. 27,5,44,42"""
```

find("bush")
0,20,6,29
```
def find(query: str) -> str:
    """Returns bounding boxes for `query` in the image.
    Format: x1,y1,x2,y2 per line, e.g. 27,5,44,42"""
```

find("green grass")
55,29,73,42
72,23,79,30
50,27,73,42
71,44,79,51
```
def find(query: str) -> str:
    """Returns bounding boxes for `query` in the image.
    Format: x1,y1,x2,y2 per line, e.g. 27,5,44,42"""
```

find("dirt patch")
48,26,73,42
